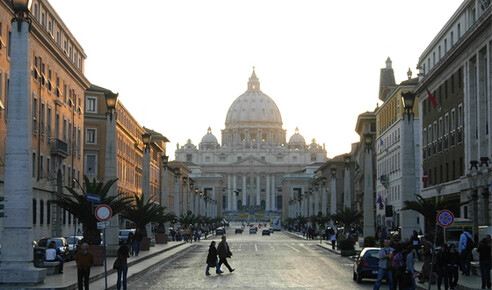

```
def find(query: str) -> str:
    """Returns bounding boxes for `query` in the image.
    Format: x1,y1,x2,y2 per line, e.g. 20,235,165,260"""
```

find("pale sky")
49,0,464,159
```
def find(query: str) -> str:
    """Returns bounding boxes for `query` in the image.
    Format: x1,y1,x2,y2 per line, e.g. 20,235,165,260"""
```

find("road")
128,226,378,289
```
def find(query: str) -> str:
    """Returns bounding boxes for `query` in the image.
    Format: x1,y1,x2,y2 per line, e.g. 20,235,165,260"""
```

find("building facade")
175,70,327,220
0,0,90,241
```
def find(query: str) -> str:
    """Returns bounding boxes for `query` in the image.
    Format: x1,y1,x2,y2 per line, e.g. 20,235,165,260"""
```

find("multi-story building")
375,59,422,232
175,69,327,220
0,0,90,240
415,0,491,231
84,85,170,226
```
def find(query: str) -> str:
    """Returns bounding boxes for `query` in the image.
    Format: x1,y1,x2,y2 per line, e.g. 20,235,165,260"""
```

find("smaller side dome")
200,127,218,150
288,127,306,145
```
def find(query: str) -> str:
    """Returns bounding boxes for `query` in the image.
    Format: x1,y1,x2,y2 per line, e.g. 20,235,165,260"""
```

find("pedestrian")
76,243,94,290
436,243,449,290
411,230,420,250
373,238,394,290
205,241,223,275
405,245,418,290
477,235,491,289
419,241,433,284
127,232,134,256
458,227,474,276
447,244,460,290
134,228,143,256
392,243,408,290
45,241,64,274
330,232,337,250
217,236,235,273
115,244,130,290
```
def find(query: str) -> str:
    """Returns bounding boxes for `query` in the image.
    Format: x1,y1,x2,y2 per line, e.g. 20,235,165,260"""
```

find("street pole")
428,222,438,290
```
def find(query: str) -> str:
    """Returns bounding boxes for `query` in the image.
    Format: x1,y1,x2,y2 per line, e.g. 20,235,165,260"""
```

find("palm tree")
178,212,198,228
120,193,168,238
402,194,468,242
330,206,362,233
51,176,133,245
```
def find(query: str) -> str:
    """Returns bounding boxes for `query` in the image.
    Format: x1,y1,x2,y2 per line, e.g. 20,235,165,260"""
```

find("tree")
120,193,169,238
178,212,198,228
402,194,468,243
330,206,362,233
51,176,132,245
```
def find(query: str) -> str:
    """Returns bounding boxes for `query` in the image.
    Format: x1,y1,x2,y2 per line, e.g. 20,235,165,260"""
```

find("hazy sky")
49,0,464,159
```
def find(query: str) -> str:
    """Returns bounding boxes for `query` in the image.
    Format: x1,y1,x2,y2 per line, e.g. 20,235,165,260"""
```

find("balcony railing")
51,138,69,159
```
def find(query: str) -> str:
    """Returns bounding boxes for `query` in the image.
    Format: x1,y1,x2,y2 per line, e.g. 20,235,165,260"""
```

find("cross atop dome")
247,67,260,92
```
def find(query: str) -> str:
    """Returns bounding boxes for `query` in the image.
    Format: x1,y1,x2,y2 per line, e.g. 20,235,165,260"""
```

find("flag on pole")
426,89,441,113
422,167,429,182
376,195,384,209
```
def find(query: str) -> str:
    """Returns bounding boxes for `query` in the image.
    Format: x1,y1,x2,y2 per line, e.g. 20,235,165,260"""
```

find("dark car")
235,228,243,234
353,247,381,283
249,227,257,234
119,229,135,245
37,237,71,261
216,228,225,235
262,229,270,236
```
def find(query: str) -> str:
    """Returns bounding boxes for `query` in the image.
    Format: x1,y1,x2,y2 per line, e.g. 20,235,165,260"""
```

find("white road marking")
284,243,300,252
255,244,258,252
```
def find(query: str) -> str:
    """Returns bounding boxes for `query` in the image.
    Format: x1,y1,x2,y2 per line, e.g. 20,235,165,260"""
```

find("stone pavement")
286,231,484,290
0,240,192,290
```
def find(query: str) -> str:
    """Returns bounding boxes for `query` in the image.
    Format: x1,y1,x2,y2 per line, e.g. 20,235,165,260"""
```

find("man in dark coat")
217,235,235,273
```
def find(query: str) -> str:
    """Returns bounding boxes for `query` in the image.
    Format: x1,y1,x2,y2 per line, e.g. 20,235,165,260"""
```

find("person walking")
127,232,134,256
330,231,337,250
405,245,418,290
205,241,223,275
477,235,491,289
447,244,460,290
373,238,394,290
115,244,130,290
76,243,94,290
458,228,474,276
134,228,143,257
436,243,450,290
217,236,235,273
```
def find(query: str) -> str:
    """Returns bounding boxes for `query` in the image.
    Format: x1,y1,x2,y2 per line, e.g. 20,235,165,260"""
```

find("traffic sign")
436,210,454,227
97,221,111,229
95,204,112,222
86,193,101,203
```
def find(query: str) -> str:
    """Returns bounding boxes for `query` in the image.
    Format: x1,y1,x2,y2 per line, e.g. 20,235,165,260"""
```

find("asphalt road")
127,227,377,289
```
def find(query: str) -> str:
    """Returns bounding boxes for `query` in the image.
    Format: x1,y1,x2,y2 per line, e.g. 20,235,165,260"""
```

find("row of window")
423,104,463,147
32,199,76,226
377,184,401,204
32,151,80,185
377,151,401,178
31,2,83,71
424,158,464,186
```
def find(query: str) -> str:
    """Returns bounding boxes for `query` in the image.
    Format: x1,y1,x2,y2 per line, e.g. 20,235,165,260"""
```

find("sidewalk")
0,240,191,290
286,231,484,290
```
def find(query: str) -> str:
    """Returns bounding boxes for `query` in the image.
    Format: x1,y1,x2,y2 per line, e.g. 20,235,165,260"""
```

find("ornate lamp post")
330,167,337,225
161,155,169,208
363,133,375,237
400,91,419,240
0,0,47,284
467,161,480,237
344,154,352,208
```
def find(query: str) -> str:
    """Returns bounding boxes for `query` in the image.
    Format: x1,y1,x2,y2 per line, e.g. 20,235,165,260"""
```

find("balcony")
379,174,389,188
51,138,69,159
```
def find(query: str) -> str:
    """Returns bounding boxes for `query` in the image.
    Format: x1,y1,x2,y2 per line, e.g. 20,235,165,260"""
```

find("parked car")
66,235,83,260
249,227,257,234
353,247,381,283
119,229,136,245
262,229,270,236
235,228,243,234
216,228,225,235
269,228,274,234
37,237,71,261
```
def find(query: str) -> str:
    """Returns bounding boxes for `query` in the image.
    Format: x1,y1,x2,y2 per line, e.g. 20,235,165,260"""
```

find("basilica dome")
200,127,219,149
224,69,283,129
288,127,306,146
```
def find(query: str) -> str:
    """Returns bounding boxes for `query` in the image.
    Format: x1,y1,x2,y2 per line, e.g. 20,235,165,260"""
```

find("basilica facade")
175,70,327,220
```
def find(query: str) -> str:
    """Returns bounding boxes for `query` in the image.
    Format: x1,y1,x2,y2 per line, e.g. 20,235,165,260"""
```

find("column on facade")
308,193,313,216
174,176,180,216
256,175,261,206
227,174,232,211
330,177,337,215
242,175,247,207
314,188,319,215
363,147,375,237
142,146,152,237
161,166,169,209
182,182,188,213
344,166,351,208
233,174,238,211
271,175,276,211
266,174,271,210
321,185,327,215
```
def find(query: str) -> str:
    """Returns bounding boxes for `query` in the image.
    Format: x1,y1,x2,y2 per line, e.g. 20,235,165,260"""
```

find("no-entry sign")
95,204,112,222
436,210,454,228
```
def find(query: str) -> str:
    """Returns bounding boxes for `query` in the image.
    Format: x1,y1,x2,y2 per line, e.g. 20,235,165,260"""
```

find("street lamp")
330,167,337,178
401,91,416,117
161,155,169,167
142,133,151,152
12,0,33,31
105,91,118,120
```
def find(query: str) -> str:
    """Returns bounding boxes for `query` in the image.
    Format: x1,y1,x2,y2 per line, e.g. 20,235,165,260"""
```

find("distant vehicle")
216,228,225,235
119,229,136,245
262,229,270,236
249,227,257,234
269,228,274,234
272,218,281,231
37,237,71,261
235,228,243,234
66,235,83,260
353,247,382,283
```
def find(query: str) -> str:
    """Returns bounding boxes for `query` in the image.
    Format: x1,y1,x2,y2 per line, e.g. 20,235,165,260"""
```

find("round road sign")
95,204,112,222
436,210,454,228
